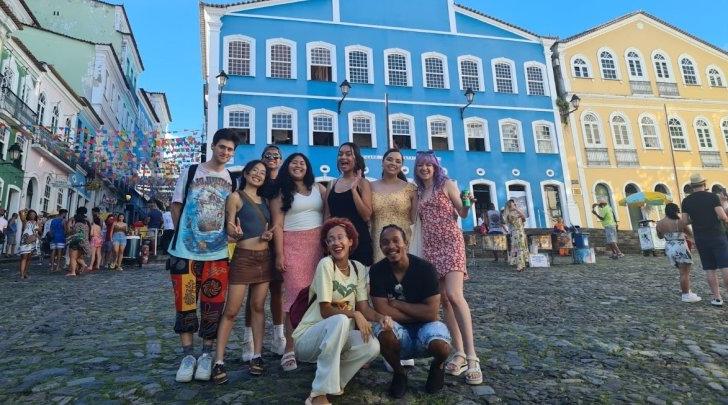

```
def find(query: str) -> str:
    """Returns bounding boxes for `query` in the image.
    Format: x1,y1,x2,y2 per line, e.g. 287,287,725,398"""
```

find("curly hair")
320,217,359,253
414,150,449,196
277,153,315,212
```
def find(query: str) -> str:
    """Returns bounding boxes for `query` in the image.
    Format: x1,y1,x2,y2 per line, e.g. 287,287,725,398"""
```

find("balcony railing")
615,149,640,167
657,82,680,97
700,151,723,168
0,86,38,127
630,80,653,95
585,147,611,167
31,125,79,169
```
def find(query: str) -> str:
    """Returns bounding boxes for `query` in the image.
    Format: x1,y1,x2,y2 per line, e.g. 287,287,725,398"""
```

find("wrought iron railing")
629,80,653,95
584,147,611,167
0,86,38,126
31,125,79,169
700,151,723,168
657,82,679,97
615,149,640,167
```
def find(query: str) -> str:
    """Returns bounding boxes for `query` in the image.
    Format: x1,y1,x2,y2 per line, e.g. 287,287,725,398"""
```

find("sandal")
465,356,483,385
445,351,467,376
305,394,331,405
249,357,265,376
281,351,297,372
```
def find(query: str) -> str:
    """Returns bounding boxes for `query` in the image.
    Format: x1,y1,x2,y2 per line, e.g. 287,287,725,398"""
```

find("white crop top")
283,185,324,231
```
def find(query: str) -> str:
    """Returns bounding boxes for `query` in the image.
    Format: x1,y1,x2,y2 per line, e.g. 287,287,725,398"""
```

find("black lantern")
216,70,228,106
7,143,21,161
337,80,351,114
460,88,476,120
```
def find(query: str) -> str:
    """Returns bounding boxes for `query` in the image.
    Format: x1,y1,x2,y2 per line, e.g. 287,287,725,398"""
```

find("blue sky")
121,0,728,132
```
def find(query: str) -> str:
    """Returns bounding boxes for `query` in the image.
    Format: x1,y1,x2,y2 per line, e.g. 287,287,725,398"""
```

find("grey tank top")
236,192,271,239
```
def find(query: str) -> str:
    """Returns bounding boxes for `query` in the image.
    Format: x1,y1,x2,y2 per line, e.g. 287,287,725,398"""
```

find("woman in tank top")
324,142,374,266
656,203,701,303
270,153,326,372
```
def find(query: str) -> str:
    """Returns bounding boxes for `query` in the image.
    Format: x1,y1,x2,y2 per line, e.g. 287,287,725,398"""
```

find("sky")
121,0,728,133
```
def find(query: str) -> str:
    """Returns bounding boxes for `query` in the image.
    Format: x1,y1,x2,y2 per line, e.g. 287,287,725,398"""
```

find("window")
599,50,618,79
499,119,523,152
309,109,337,147
224,35,255,76
224,105,254,145
42,175,52,213
63,118,72,143
525,62,547,96
50,105,59,133
572,57,590,78
722,119,728,149
427,116,452,151
458,56,483,91
0,126,9,160
639,116,660,149
653,52,671,80
384,49,411,87
307,42,336,82
464,118,489,152
694,119,714,150
626,50,645,79
389,114,414,149
345,46,372,84
19,77,31,104
492,59,516,93
0,64,15,92
680,57,698,85
707,67,725,87
582,113,603,146
422,53,449,89
266,39,296,79
533,121,556,153
668,118,688,150
36,93,46,125
610,114,632,148
348,111,376,148
56,188,64,212
267,107,297,145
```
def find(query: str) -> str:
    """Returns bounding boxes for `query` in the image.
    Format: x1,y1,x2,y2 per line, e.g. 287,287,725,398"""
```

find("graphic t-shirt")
292,256,368,340
168,164,232,261
369,254,439,305
682,191,724,238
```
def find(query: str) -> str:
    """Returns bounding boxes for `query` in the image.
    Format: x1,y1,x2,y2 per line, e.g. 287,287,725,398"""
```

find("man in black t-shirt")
370,225,451,398
681,174,728,307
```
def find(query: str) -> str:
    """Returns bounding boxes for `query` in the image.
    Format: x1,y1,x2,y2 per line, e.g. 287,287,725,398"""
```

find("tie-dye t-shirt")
168,164,232,261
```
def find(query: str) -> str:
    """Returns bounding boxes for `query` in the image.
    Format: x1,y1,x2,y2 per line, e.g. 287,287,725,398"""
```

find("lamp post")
459,88,475,120
0,143,22,166
560,94,581,118
216,70,228,107
337,80,351,114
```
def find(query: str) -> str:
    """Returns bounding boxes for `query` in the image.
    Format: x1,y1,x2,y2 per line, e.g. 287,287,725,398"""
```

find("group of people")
166,128,482,404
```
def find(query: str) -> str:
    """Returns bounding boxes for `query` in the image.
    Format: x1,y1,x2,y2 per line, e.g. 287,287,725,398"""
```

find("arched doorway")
506,181,534,227
25,179,36,210
542,184,564,227
473,183,493,224
625,183,643,230
654,184,671,218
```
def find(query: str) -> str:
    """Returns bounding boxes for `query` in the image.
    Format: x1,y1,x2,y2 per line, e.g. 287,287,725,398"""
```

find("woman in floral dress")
504,199,527,272
656,203,701,303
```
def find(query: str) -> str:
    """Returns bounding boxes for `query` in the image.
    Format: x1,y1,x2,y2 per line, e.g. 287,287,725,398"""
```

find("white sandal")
465,356,483,385
281,351,297,372
445,351,467,376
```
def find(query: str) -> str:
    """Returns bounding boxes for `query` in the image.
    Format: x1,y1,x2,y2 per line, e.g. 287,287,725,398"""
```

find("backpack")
289,260,360,330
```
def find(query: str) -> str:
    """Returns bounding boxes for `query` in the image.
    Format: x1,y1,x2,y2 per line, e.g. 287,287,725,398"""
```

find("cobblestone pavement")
1,254,727,404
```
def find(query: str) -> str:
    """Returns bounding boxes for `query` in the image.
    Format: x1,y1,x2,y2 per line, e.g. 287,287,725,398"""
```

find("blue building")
200,0,578,229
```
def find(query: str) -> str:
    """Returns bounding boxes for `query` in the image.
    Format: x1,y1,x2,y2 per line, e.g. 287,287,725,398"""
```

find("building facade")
553,12,728,230
201,0,575,229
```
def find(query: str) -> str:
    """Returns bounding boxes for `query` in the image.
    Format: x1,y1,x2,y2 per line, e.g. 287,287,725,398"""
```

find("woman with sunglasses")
414,151,482,386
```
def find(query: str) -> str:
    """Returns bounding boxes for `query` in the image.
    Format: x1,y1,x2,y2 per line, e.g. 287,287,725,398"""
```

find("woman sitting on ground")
656,203,701,303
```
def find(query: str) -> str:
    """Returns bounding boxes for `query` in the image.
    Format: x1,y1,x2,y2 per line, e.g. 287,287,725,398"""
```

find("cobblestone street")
1,254,727,404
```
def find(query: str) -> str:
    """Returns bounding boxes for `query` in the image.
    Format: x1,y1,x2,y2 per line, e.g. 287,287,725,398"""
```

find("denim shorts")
112,232,127,247
374,320,450,359
695,235,728,271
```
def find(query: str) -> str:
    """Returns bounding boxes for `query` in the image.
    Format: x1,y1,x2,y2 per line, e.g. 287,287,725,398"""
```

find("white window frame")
678,54,700,86
37,93,46,126
383,48,412,87
638,113,662,150
0,178,4,208
223,104,256,145
463,117,490,152
498,118,524,153
651,50,675,83
266,106,298,145
457,55,484,91
308,108,339,147
609,112,635,149
571,55,592,79
532,120,557,154
721,118,728,150
0,126,9,160
347,111,377,148
706,65,726,88
581,111,605,147
388,113,417,150
523,61,549,96
344,45,373,85
597,47,620,80
491,57,518,94
306,41,337,82
421,52,450,89
266,38,297,80
667,116,690,151
426,115,454,151
693,117,716,151
223,35,256,77
624,48,648,80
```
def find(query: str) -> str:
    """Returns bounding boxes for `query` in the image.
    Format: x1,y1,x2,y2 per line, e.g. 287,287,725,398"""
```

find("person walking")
160,208,174,255
89,216,103,271
656,203,700,303
5,213,18,257
49,209,68,273
591,196,623,259
111,214,129,271
66,207,91,276
681,174,728,307
504,199,527,272
146,202,164,255
103,213,116,268
17,209,40,279
0,208,7,256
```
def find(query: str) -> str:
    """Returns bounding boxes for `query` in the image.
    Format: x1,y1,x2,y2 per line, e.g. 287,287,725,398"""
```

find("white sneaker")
384,359,416,372
681,292,702,303
175,355,196,383
270,336,286,356
242,333,255,362
710,298,724,307
194,353,212,381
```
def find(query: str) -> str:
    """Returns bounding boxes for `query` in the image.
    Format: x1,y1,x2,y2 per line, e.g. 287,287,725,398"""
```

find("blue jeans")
374,320,450,359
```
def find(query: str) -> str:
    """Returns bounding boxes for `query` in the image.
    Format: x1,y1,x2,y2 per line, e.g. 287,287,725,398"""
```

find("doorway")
507,183,531,226
472,183,493,225
543,184,563,227
625,183,643,230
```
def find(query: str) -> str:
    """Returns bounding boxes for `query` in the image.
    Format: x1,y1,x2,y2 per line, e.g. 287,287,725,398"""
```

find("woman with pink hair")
414,151,481,385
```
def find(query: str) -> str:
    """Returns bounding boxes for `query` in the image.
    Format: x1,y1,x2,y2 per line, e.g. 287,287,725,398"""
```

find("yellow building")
553,12,728,230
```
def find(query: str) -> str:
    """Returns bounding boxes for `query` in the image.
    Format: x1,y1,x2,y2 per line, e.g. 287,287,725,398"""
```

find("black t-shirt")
148,209,163,228
260,177,280,200
682,191,724,238
369,254,439,305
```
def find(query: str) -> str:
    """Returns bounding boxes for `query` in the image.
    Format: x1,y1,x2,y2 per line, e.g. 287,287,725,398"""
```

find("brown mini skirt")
229,247,279,285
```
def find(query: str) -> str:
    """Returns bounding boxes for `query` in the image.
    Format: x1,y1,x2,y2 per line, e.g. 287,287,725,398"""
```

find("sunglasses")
263,153,281,160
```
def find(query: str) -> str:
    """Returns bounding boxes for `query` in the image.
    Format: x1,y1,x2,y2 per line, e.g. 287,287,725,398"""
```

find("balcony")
630,80,653,95
0,86,38,127
31,125,80,170
657,82,680,97
700,151,723,168
585,147,611,167
615,149,640,167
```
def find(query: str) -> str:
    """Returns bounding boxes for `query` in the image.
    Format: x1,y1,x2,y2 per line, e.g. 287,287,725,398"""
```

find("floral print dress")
663,220,692,267
419,189,467,280
506,212,527,270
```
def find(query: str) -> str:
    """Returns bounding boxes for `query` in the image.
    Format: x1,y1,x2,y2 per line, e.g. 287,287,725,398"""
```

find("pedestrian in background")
591,196,624,259
102,213,116,268
66,207,91,276
485,203,504,262
111,214,129,271
89,215,103,271
160,207,174,255
504,199,527,272
17,209,39,279
711,184,728,241
0,208,7,257
656,203,700,303
49,210,68,273
5,213,18,257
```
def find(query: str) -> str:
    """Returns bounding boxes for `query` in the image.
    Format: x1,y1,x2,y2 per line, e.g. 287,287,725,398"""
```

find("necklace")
335,262,349,272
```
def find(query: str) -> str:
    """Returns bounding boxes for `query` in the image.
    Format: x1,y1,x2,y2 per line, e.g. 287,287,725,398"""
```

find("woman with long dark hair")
271,153,326,372
656,203,701,303
111,213,129,271
503,199,527,272
17,209,39,279
67,207,91,276
89,216,103,271
414,151,481,385
324,142,373,266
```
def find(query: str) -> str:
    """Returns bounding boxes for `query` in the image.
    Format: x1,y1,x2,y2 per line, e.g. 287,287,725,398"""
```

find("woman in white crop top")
270,153,326,372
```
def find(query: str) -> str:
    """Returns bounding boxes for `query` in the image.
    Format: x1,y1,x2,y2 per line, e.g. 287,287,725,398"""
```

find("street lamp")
216,70,228,107
337,80,351,114
459,88,475,120
560,94,581,118
0,143,22,166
